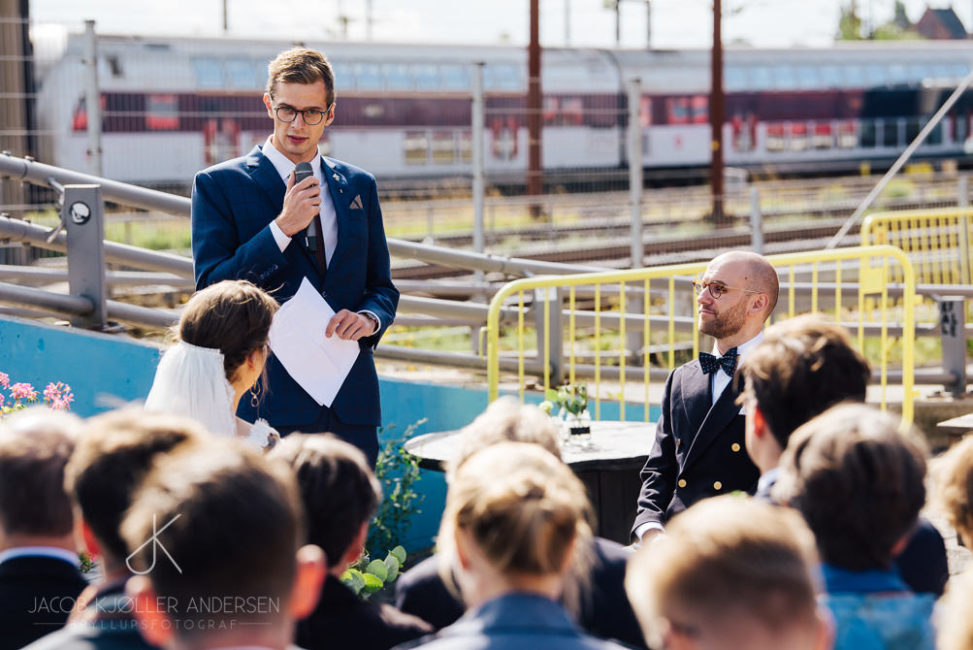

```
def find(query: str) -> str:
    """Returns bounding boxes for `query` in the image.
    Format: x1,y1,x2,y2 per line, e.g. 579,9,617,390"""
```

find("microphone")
293,161,318,252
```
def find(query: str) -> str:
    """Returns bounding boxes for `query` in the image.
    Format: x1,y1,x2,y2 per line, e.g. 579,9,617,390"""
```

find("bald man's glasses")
691,278,762,300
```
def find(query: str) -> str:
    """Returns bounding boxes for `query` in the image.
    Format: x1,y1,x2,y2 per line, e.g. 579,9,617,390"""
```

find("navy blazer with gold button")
191,145,398,431
632,357,759,536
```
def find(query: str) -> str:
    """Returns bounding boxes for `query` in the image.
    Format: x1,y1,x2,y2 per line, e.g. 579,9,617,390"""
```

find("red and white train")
35,33,973,190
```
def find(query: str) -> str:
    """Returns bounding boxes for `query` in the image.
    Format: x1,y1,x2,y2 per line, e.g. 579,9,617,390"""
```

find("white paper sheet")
268,278,360,407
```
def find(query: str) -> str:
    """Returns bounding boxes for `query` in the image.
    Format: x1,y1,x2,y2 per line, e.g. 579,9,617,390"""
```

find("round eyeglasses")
273,104,331,126
691,279,762,300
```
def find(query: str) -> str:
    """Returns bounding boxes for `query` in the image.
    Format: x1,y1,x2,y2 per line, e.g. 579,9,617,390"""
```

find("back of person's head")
625,496,826,650
440,442,592,585
266,47,336,106
122,439,319,643
447,396,560,480
270,433,380,567
937,568,973,650
932,434,973,547
177,280,278,382
64,409,206,565
773,403,927,571
0,408,81,540
739,314,870,448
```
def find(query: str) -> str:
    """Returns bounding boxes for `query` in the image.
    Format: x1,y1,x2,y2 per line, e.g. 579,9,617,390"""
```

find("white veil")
145,341,237,438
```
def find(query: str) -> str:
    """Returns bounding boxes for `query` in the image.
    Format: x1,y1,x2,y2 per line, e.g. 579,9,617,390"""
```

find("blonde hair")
625,496,820,650
932,434,973,545
438,442,592,606
938,569,973,650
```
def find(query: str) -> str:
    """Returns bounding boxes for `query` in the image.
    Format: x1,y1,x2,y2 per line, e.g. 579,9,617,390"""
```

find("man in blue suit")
191,48,398,464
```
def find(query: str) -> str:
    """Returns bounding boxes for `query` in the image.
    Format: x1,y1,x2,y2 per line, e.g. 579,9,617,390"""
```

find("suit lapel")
681,370,742,473
246,145,285,217
322,156,350,274
678,363,713,437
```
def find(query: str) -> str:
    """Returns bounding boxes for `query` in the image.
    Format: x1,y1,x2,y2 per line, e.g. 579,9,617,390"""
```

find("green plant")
541,383,588,418
366,419,426,563
341,545,407,599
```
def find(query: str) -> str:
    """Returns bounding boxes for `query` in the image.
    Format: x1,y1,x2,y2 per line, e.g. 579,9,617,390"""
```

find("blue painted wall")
0,316,658,552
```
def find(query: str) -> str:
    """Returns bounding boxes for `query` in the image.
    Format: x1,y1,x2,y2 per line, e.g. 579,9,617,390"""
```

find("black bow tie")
699,348,738,376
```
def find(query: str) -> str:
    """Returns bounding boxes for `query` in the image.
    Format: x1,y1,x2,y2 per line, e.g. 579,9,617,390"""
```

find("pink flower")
0,394,4,408
0,372,8,388
9,383,37,402
44,382,61,401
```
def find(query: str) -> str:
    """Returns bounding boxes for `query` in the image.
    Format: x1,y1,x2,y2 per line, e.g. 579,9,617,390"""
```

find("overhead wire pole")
527,0,544,218
826,66,973,249
709,0,725,223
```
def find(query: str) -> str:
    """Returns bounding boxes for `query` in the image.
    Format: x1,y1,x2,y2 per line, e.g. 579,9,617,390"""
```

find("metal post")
83,20,102,177
527,0,544,218
939,298,967,396
750,186,763,254
709,0,725,223
959,175,970,284
471,62,486,354
533,287,564,386
63,184,107,329
646,0,652,48
564,0,570,45
627,78,643,269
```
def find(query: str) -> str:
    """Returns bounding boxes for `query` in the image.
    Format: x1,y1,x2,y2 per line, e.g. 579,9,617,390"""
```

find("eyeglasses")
691,278,762,300
273,104,331,126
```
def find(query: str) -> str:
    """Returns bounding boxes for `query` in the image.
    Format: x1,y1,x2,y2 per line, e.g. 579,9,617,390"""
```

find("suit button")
713,481,723,491
731,443,741,452
677,479,687,488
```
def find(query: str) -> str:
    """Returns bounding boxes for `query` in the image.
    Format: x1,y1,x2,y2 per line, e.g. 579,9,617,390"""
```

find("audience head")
438,442,593,608
266,47,336,109
176,279,278,388
695,251,779,348
447,396,560,481
625,496,827,650
773,403,927,571
937,568,973,650
738,314,870,472
0,408,81,548
64,409,206,572
270,433,381,575
124,439,324,649
932,434,973,547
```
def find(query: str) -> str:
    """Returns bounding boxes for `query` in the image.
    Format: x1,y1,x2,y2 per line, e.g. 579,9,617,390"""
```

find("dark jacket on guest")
0,554,89,650
297,574,432,650
394,537,646,649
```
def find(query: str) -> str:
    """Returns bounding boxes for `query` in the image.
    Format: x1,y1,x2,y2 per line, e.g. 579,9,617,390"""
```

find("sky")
27,0,973,50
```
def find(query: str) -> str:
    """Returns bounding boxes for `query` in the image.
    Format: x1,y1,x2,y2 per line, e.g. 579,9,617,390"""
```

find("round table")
405,420,656,544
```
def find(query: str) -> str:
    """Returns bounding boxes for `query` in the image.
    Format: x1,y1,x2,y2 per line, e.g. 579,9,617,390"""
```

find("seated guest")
625,496,829,650
145,280,279,448
270,434,432,649
25,409,206,650
932,433,973,546
398,443,626,649
738,313,948,595
937,568,973,650
0,409,87,650
773,403,936,650
394,397,644,648
124,439,326,650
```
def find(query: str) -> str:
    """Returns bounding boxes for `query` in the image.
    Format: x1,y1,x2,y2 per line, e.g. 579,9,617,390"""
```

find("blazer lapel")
681,373,742,473
246,145,285,217
322,156,350,273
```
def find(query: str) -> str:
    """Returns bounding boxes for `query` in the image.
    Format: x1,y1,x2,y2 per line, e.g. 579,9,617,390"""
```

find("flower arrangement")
541,383,591,437
0,372,74,416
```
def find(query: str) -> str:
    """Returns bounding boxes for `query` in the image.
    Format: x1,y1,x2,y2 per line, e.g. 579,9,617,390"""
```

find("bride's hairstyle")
177,280,279,382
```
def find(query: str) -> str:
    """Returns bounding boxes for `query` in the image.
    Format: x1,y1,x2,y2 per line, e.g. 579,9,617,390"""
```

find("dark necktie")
310,213,327,274
699,347,738,376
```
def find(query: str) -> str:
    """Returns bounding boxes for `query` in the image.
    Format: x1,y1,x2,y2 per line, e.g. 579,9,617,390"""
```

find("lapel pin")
332,173,340,181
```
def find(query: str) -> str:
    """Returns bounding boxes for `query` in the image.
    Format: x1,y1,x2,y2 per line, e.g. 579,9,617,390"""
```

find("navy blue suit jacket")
191,144,398,428
632,360,759,535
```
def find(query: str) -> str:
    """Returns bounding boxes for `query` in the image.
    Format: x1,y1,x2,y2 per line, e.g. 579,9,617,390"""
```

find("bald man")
632,251,779,545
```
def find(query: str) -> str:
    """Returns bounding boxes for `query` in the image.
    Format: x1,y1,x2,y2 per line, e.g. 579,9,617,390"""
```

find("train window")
354,63,384,91
821,66,842,89
844,66,865,88
882,120,900,147
928,122,943,146
193,57,224,89
789,122,808,151
225,59,254,90
562,97,583,126
146,94,179,131
797,67,820,90
906,118,921,143
386,64,412,91
404,131,428,165
773,66,798,91
431,131,455,163
750,66,773,91
441,65,471,91
888,64,909,85
414,65,440,90
725,67,748,91
837,121,857,148
860,121,877,148
865,65,887,86
812,123,832,149
458,131,473,163
766,124,786,152
908,65,932,84
485,64,523,91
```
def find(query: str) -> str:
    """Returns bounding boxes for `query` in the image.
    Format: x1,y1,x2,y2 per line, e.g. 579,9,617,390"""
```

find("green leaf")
362,572,384,593
341,568,366,595
384,554,401,582
545,388,559,401
391,545,407,564
366,559,388,581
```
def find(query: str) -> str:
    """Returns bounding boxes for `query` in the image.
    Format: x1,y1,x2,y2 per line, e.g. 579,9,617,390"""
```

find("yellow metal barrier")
861,207,973,285
486,246,916,423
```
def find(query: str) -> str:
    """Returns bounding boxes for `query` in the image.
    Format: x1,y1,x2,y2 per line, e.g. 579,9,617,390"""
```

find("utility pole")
366,0,373,40
528,0,543,217
710,0,725,223
564,0,570,45
221,0,228,32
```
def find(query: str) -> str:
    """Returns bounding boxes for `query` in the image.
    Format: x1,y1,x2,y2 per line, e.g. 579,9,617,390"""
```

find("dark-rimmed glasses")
691,278,762,300
273,103,332,125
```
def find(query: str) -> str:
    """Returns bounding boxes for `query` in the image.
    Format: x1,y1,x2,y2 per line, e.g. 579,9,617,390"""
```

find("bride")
145,280,280,449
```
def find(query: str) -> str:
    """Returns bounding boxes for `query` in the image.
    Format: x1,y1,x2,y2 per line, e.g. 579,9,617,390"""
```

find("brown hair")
738,314,870,448
773,403,927,570
64,409,205,563
932,434,973,546
0,409,80,537
266,47,336,107
121,440,304,634
625,495,820,650
177,280,278,383
270,433,381,565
